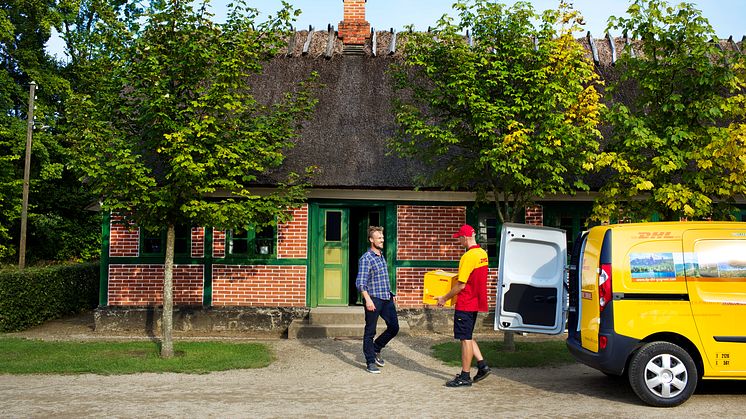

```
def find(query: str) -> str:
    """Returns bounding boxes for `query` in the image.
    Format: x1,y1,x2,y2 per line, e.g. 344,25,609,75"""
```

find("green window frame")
140,225,192,256
477,212,500,261
227,225,276,259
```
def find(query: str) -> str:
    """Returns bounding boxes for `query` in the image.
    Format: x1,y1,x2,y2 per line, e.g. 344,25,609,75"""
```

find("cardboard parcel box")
423,270,459,307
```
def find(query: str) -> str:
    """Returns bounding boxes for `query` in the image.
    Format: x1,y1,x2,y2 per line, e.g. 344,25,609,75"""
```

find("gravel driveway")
2,314,745,418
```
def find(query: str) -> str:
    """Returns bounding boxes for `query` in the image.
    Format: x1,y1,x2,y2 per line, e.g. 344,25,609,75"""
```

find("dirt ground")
1,313,745,418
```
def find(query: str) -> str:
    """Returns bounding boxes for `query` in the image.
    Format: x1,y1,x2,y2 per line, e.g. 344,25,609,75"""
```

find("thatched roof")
254,54,418,189
255,29,744,191
285,28,745,62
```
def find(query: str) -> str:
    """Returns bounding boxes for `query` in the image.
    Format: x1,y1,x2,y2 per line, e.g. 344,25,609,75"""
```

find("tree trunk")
503,330,516,352
161,224,175,358
497,196,517,351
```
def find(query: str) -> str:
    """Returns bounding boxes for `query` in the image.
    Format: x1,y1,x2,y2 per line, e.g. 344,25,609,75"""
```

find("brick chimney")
338,0,370,46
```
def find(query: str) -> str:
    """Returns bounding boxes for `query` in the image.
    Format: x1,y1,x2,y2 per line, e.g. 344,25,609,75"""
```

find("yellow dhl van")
497,222,746,407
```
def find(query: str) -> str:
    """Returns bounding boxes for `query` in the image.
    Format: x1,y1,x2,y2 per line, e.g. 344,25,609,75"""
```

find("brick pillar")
338,0,370,45
525,205,544,226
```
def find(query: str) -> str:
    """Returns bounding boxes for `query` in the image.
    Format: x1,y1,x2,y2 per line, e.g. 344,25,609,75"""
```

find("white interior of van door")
496,223,567,335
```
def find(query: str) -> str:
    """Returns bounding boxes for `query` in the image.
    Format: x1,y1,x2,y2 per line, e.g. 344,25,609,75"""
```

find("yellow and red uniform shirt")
455,245,489,312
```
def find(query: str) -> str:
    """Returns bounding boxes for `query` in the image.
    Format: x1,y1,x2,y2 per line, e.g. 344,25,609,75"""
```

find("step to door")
287,307,410,339
309,307,366,325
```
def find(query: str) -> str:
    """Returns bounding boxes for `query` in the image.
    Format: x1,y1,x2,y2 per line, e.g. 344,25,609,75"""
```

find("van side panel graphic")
629,252,679,282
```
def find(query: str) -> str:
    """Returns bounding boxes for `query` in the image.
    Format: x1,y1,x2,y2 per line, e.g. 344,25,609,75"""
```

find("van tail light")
598,263,612,313
599,335,608,350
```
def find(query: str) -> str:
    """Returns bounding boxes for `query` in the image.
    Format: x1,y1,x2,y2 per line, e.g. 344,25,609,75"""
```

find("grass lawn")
0,335,573,375
0,337,273,374
432,339,576,368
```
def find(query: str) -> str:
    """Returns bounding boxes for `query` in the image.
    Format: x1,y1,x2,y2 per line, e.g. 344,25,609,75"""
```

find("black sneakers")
445,374,472,387
473,366,491,382
374,352,385,367
367,352,385,373
366,363,381,374
446,367,488,387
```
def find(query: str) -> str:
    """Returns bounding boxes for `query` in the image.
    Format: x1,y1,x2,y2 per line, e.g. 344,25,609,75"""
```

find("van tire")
628,342,698,407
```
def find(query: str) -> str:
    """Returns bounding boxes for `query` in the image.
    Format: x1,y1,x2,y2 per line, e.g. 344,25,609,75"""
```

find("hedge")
0,263,99,332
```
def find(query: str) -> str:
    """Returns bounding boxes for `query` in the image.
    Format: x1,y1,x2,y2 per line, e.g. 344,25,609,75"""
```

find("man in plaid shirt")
356,226,399,374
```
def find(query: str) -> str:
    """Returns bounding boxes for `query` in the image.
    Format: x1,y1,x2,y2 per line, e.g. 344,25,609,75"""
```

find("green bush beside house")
0,263,99,332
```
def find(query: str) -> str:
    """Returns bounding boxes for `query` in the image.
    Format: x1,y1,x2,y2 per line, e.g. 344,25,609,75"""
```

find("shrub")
0,263,99,332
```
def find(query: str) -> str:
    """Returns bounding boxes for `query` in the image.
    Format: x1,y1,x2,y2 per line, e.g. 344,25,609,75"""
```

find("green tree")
591,0,746,221
0,0,58,260
0,0,100,263
390,0,603,224
390,0,603,350
56,0,142,91
67,0,318,357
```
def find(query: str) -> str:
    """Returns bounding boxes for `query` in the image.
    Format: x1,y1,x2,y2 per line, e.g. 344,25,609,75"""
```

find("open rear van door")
496,223,567,335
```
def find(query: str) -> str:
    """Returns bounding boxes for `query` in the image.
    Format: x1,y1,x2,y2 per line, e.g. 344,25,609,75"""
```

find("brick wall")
213,230,226,258
212,265,306,306
109,215,139,257
525,205,543,226
277,205,308,259
108,264,204,305
396,267,498,309
191,227,204,257
397,205,465,261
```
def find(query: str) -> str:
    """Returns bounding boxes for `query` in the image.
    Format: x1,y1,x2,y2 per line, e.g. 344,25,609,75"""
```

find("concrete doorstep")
287,307,411,339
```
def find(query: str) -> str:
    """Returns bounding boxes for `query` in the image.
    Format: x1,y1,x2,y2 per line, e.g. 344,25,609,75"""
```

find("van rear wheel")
628,342,698,407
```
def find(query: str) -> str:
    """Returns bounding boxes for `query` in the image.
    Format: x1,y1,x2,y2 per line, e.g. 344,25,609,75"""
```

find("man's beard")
373,243,384,251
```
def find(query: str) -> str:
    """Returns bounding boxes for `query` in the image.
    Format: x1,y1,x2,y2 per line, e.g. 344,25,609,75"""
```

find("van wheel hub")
661,370,672,383
644,354,687,398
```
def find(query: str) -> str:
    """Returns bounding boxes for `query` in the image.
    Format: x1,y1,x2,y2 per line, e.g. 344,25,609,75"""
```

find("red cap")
452,224,475,238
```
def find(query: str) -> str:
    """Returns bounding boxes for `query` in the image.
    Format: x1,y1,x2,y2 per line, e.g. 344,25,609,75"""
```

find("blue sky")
209,0,745,37
48,0,746,58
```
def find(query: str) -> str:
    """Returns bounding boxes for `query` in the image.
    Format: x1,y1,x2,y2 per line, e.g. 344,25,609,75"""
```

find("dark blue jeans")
363,296,399,365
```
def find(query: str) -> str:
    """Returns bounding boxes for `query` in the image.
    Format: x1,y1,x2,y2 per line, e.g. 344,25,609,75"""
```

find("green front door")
352,209,383,304
316,208,349,306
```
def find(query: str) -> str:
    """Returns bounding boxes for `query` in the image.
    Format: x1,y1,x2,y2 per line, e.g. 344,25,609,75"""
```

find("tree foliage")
0,0,100,262
592,0,746,221
69,0,318,233
66,0,318,355
389,0,603,223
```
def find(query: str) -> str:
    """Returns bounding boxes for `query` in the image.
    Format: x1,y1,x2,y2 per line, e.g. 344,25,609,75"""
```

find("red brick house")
95,0,744,336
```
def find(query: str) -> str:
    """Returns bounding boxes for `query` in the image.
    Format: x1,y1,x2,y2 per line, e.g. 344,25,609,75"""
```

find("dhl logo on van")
636,231,675,239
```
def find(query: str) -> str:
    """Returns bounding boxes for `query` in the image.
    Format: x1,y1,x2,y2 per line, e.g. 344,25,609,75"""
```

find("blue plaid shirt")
356,249,392,300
